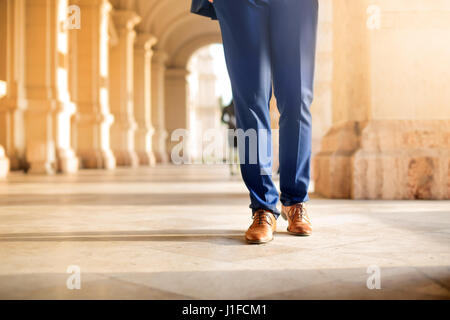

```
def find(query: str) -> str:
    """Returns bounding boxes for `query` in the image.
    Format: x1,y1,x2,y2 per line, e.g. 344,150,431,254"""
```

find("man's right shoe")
245,209,277,244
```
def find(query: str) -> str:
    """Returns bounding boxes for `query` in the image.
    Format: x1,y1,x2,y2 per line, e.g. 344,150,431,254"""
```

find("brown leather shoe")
281,203,312,236
245,209,277,244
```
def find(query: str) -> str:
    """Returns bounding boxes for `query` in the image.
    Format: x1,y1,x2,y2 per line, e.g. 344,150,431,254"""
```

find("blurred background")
0,0,449,199
0,0,449,300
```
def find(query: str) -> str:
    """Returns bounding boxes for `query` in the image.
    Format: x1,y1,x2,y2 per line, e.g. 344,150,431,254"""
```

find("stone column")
0,0,27,171
269,97,280,175
109,10,141,167
0,6,11,178
187,47,222,163
165,67,189,161
314,0,450,199
70,0,116,169
0,145,9,178
134,33,157,166
310,0,333,174
23,0,78,174
151,50,168,163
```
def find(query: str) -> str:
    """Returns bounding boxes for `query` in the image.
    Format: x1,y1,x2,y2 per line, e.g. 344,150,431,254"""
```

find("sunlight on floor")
0,165,449,299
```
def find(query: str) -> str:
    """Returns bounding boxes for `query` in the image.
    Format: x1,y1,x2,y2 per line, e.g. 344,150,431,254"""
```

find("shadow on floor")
0,193,248,206
0,229,251,245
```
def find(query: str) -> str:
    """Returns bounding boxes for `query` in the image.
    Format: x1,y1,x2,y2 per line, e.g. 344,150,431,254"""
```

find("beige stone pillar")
151,50,168,163
70,0,116,169
0,145,9,178
109,10,141,167
187,47,223,163
0,5,11,178
165,67,189,161
134,33,157,166
314,0,450,199
0,0,27,170
310,0,333,168
269,97,280,175
23,0,78,174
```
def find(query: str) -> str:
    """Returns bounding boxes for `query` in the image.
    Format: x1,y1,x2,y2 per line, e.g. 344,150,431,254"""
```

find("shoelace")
288,203,308,223
253,210,272,226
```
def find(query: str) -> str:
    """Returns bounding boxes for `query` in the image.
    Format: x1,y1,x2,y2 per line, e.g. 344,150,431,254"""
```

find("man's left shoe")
281,203,312,236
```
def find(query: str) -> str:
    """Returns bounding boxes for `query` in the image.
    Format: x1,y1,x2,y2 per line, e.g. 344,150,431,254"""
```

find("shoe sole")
245,232,275,244
246,237,273,244
287,229,311,236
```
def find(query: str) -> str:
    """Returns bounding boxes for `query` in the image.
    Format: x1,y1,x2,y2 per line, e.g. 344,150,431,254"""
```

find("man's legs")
269,0,319,206
213,0,280,217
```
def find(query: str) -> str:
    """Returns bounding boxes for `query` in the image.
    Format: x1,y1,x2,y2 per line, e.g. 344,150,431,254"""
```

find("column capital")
101,0,113,14
152,50,168,65
166,67,190,80
74,0,111,9
135,33,157,51
112,10,141,31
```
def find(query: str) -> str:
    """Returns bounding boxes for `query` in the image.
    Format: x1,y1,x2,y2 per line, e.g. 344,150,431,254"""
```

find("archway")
132,0,222,162
186,44,232,163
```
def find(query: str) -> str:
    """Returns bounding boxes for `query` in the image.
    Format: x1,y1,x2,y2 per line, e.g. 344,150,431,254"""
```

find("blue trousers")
213,0,318,218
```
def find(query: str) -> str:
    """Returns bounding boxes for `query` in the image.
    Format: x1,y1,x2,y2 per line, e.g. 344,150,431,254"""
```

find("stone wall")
314,0,450,199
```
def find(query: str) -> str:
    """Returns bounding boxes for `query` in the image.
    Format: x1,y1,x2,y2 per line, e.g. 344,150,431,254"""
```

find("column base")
155,150,168,164
74,109,116,169
137,151,156,166
78,149,116,170
27,161,55,175
314,120,450,200
56,148,79,174
110,120,139,167
135,127,156,166
153,129,168,163
114,150,139,167
0,97,27,171
0,147,10,178
8,154,27,171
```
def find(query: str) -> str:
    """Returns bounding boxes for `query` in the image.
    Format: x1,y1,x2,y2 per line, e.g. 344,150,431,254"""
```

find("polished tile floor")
0,165,449,299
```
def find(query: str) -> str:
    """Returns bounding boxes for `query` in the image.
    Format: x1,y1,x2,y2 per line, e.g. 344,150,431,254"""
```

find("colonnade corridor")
0,164,449,299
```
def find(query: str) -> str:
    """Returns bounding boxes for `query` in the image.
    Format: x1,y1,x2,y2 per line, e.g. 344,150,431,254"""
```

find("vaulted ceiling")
110,0,222,68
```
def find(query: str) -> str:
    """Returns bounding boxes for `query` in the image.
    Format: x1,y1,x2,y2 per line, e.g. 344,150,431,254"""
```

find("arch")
170,33,222,68
164,38,225,159
134,0,223,161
